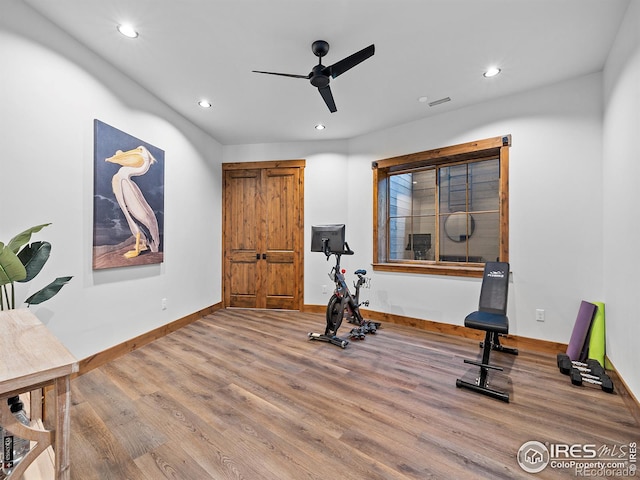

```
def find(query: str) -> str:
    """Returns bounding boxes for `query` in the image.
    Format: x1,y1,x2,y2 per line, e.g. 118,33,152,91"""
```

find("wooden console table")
0,309,78,479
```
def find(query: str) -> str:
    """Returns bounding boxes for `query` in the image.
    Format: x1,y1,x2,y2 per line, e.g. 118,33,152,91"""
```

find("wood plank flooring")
68,309,640,479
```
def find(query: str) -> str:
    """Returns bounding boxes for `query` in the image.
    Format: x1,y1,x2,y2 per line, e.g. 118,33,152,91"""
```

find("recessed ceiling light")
315,124,325,130
117,24,139,38
483,67,501,78
418,96,428,103
198,99,212,108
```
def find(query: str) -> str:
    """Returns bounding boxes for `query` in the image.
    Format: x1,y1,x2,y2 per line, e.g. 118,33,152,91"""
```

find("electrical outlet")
536,309,545,322
321,285,328,294
161,298,167,310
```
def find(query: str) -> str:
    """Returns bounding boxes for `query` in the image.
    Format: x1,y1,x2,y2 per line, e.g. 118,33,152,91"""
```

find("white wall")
1,2,223,359
603,0,640,400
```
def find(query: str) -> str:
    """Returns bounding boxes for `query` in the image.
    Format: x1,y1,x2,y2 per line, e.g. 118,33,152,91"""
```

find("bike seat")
354,269,367,276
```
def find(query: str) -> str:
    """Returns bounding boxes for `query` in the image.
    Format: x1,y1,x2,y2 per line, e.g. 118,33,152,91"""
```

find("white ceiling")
24,0,629,146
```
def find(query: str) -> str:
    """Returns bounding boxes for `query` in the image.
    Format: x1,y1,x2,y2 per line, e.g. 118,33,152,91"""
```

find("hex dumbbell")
569,367,614,393
556,353,604,376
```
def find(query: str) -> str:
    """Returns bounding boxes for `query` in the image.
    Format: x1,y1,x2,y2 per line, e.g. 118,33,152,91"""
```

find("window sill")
372,262,484,278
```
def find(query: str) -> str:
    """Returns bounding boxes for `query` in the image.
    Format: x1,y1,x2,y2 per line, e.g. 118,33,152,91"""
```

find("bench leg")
456,331,510,402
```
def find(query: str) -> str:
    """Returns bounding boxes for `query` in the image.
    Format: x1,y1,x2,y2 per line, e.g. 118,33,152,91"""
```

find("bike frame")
327,252,366,331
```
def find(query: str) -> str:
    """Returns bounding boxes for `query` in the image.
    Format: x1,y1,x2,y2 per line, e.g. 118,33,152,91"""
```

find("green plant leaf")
24,276,72,306
7,223,51,253
0,242,27,286
16,241,51,283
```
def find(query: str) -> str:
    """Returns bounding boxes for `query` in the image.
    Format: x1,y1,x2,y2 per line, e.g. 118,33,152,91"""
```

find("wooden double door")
223,160,304,309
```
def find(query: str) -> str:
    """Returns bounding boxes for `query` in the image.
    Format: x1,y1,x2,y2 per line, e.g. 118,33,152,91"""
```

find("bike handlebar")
323,241,354,259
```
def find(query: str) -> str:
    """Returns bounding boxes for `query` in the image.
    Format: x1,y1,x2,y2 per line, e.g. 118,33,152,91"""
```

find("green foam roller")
588,301,606,367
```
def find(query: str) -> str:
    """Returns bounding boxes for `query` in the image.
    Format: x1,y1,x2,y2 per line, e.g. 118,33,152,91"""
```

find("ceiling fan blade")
252,70,311,79
327,44,375,79
318,85,337,113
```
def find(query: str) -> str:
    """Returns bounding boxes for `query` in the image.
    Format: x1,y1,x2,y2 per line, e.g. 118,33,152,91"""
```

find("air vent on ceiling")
428,97,451,107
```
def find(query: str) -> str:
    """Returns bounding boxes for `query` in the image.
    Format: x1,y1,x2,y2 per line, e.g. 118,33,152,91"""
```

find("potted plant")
0,223,72,310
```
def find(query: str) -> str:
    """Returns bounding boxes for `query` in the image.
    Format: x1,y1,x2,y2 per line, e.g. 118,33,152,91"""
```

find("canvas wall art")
93,119,165,269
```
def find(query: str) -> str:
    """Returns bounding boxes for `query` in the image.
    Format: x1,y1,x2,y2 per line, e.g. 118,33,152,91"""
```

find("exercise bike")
308,239,380,348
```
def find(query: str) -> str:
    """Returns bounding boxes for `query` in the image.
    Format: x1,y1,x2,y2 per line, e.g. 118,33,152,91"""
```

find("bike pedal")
360,322,375,334
349,328,365,340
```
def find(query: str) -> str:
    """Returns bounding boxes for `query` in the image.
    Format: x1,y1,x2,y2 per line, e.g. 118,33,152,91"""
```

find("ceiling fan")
252,40,375,113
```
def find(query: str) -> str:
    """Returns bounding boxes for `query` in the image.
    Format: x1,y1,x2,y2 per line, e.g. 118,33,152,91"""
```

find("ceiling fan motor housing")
310,64,330,88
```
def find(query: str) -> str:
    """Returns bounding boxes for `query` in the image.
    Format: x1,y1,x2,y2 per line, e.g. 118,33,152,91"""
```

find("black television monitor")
311,224,346,254
405,233,432,251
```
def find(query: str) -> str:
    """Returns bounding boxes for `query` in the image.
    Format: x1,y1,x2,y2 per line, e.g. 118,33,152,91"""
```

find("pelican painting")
107,146,160,258
92,119,164,269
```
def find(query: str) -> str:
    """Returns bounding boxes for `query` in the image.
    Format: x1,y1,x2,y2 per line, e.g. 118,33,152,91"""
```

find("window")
373,135,510,278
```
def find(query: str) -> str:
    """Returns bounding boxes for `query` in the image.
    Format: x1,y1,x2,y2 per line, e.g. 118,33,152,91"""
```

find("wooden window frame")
372,135,510,278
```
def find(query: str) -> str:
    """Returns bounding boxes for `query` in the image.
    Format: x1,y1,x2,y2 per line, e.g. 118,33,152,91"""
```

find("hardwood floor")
68,309,640,479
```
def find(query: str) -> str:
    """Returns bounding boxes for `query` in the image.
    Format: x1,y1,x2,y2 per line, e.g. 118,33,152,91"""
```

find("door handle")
262,253,267,260
256,253,260,260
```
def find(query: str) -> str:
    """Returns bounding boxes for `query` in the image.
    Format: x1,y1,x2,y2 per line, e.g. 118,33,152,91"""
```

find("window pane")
439,164,468,214
389,216,411,260
390,173,412,217
412,170,436,216
409,216,435,260
389,216,436,261
439,212,475,262
469,159,499,212
468,212,499,262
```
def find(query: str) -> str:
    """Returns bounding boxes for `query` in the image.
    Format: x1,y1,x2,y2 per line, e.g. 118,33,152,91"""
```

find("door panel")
223,162,303,310
265,253,295,309
224,169,262,308
265,168,295,250
230,261,257,308
264,168,299,309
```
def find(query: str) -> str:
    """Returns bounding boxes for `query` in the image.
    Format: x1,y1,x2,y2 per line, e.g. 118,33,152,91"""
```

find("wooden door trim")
223,159,305,171
222,160,305,310
296,166,304,310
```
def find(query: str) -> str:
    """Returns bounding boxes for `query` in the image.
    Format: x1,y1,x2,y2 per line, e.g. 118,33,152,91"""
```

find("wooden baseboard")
605,358,640,425
302,304,325,315
76,303,223,376
303,304,567,355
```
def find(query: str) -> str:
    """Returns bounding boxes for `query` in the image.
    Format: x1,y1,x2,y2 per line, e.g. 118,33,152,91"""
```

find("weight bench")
456,262,518,402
